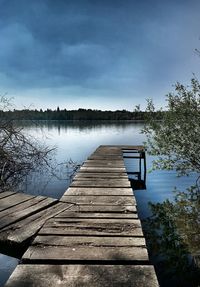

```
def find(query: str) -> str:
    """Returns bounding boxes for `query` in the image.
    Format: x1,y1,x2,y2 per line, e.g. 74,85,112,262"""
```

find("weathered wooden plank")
80,167,126,172
84,158,124,166
45,217,141,225
85,159,124,163
5,197,56,216
98,145,144,149
90,154,122,157
0,197,46,219
23,236,148,262
40,218,143,237
70,180,131,188
31,235,146,247
66,204,137,213
0,191,16,199
92,147,121,151
0,202,73,244
122,146,144,151
56,211,138,219
0,193,36,212
63,187,133,196
61,195,135,206
93,150,122,153
92,150,122,153
0,197,57,230
89,153,122,156
88,156,123,160
0,197,44,219
5,264,159,287
73,177,130,183
82,164,125,169
99,146,121,149
89,147,122,151
73,176,128,181
90,151,122,155
23,245,148,262
89,155,123,158
83,162,125,167
74,173,128,179
72,179,129,184
88,152,122,156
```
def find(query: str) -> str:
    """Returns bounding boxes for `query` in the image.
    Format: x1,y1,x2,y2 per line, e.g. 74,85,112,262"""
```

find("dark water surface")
0,121,199,286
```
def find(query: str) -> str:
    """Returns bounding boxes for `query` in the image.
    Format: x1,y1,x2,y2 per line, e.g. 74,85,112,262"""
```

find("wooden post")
142,151,147,185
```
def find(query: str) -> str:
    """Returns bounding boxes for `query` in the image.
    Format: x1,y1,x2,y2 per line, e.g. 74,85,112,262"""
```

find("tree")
143,78,200,181
144,187,200,286
0,97,54,192
142,79,200,285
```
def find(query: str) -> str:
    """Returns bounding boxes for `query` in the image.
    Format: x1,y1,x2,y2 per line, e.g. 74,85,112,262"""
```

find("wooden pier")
3,145,159,287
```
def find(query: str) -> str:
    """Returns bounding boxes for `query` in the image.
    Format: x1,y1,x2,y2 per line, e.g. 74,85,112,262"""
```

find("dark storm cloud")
0,0,200,109
0,0,138,88
0,1,165,85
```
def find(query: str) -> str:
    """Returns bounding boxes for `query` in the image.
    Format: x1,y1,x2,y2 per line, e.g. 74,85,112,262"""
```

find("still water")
0,121,199,286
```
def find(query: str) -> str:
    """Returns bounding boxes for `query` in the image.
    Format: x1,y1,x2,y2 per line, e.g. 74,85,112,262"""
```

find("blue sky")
0,0,200,110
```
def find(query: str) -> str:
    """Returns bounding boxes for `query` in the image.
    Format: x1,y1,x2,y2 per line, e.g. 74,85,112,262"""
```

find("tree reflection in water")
143,186,200,287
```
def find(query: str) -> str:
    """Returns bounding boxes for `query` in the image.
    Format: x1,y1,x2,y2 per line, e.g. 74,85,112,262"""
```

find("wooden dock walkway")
4,145,159,287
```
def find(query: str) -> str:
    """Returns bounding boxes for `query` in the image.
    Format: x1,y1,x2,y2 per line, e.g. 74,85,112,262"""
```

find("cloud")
0,0,200,109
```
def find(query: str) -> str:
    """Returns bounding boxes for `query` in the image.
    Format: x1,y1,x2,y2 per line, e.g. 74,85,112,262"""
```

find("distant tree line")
0,107,163,121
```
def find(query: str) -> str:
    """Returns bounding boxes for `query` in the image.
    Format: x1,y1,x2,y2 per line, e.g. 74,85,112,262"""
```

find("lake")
0,121,199,286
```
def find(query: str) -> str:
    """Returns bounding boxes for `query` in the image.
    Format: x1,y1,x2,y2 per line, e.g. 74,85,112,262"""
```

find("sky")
0,0,200,111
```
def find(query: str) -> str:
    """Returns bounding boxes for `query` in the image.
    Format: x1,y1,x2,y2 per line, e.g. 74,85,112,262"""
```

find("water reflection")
19,120,144,197
20,159,77,198
143,187,200,287
0,254,19,286
17,119,144,130
15,120,145,138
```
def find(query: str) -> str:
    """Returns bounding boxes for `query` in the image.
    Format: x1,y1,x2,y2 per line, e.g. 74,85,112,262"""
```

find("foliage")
143,187,200,287
143,78,200,177
0,97,55,191
0,107,149,121
143,78,200,285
